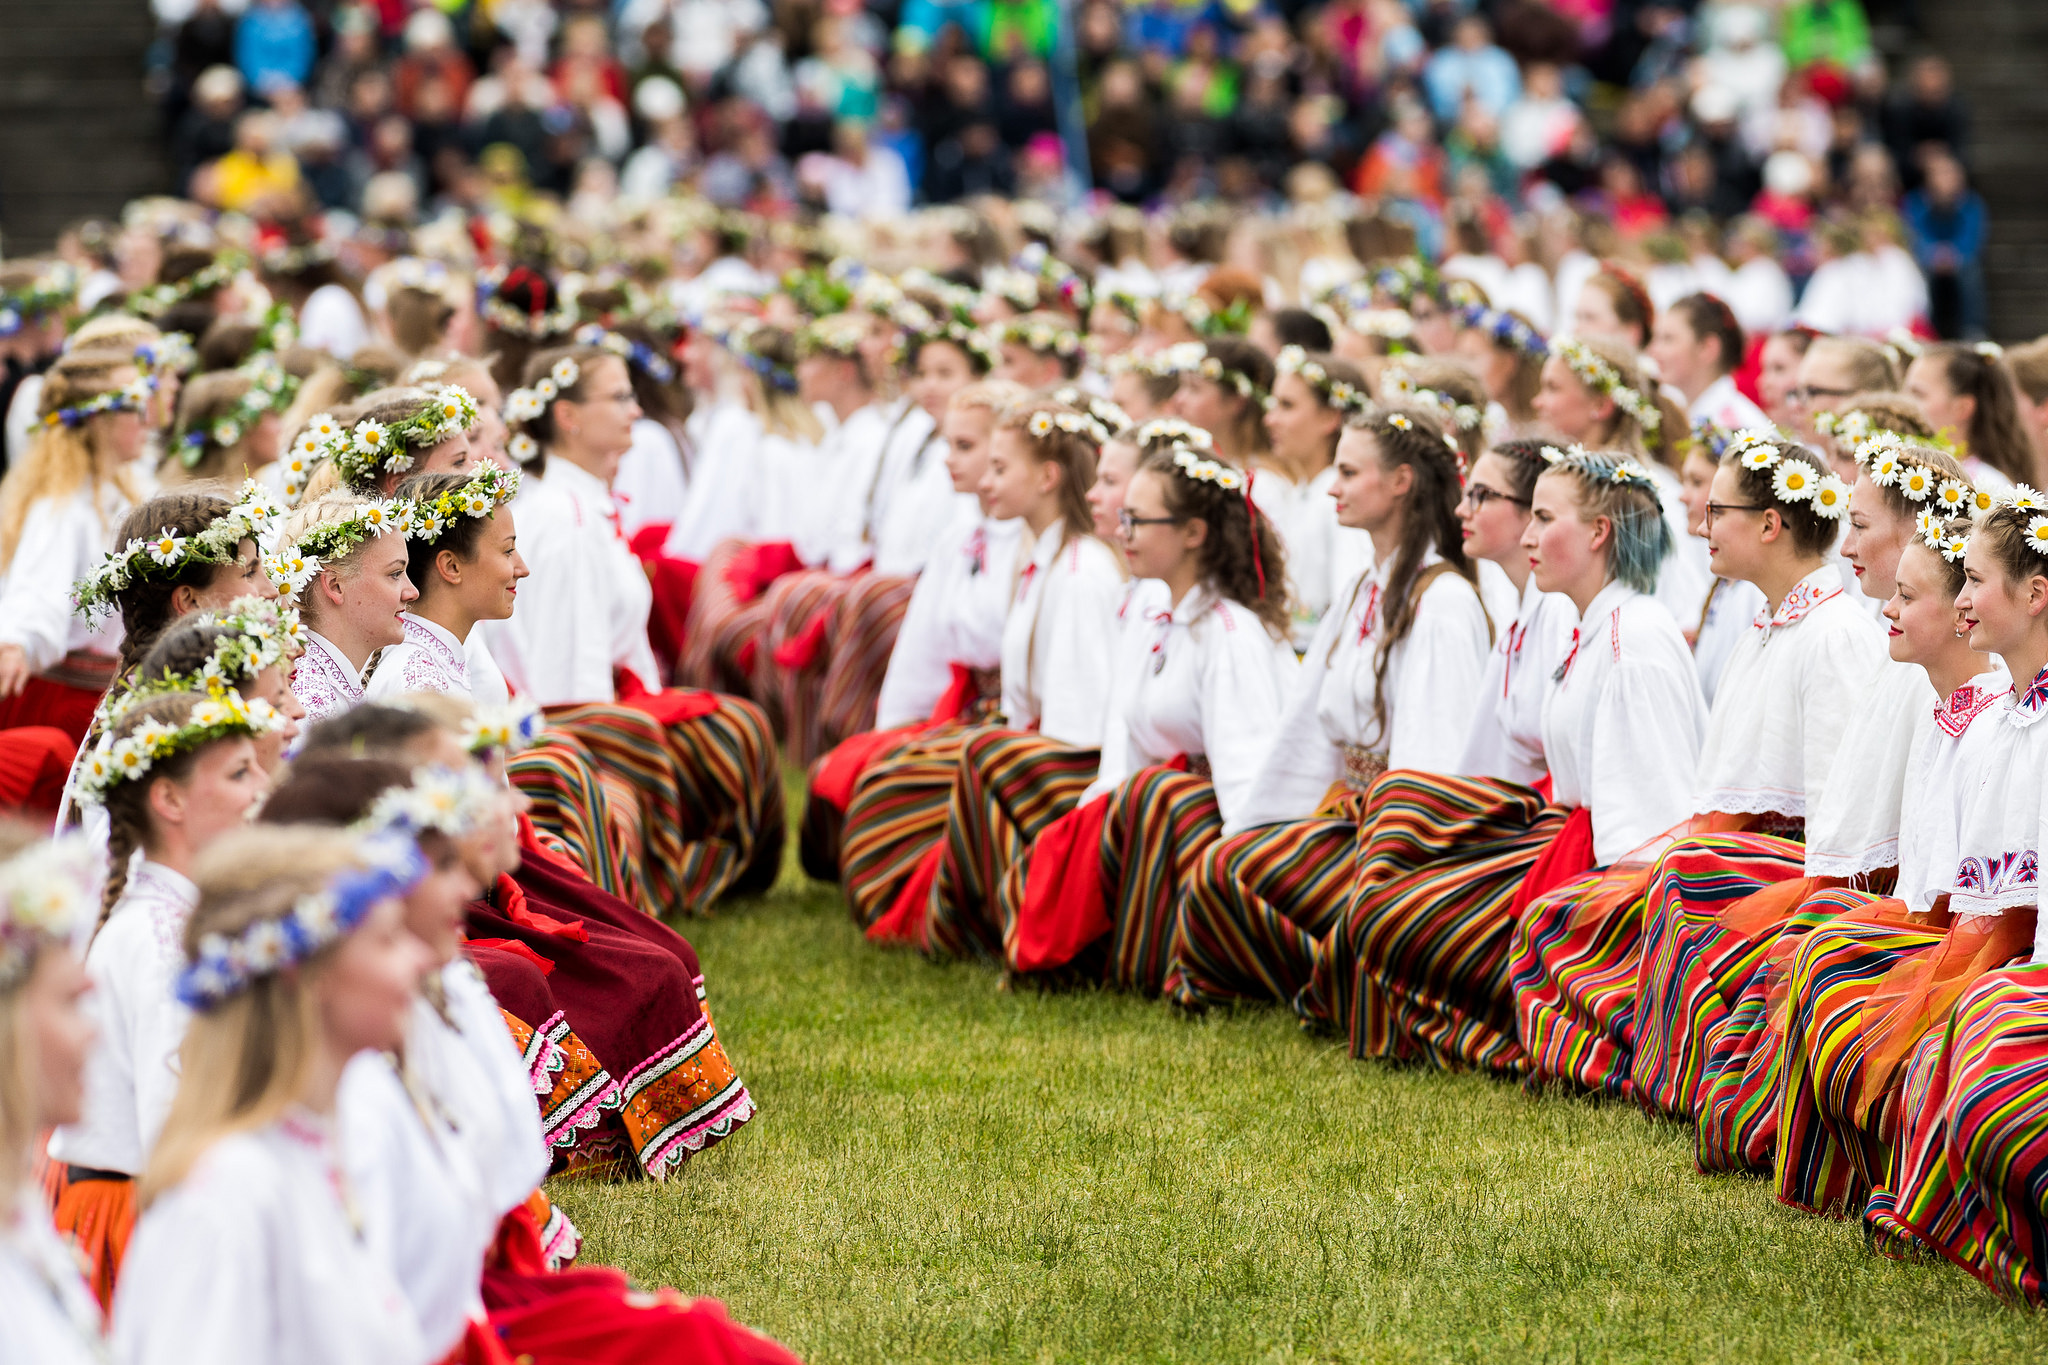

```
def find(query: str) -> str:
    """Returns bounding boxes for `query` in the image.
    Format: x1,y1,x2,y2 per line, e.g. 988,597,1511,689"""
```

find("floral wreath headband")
176,832,426,1009
1051,387,1134,439
299,386,481,492
1728,431,1849,520
1165,291,1253,339
406,463,521,545
573,323,675,384
1168,444,1246,492
998,316,1085,360
1458,304,1547,360
1158,342,1267,405
797,313,871,363
1853,433,1989,516
1370,257,1443,307
1539,443,1661,493
459,699,544,756
78,689,285,807
899,308,1001,373
1023,406,1112,447
504,355,585,428
266,498,416,595
0,836,102,988
176,355,300,469
479,270,581,339
1345,307,1418,351
1369,408,1466,467
44,374,156,430
0,263,79,337
357,765,503,841
132,332,196,377
128,596,305,703
1132,417,1213,452
130,251,246,319
1916,509,1971,564
73,480,285,621
1555,337,1660,434
707,323,799,395
260,238,337,276
1275,346,1369,419
1378,369,1484,432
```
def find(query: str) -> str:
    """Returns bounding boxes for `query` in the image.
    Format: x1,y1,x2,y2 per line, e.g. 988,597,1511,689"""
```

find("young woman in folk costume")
161,355,297,490
108,825,437,1363
815,381,1037,912
273,703,757,1184
1629,437,1976,1125
1105,350,1182,428
492,344,785,914
1164,403,1495,1011
1809,393,1943,618
45,687,284,1308
1001,440,1297,993
1261,347,1376,647
993,311,1086,391
912,396,1132,960
1756,517,2006,1212
274,491,419,723
760,312,1002,763
1675,428,1768,705
1647,293,1772,435
1163,337,1274,471
1529,334,1708,631
0,833,110,1363
1511,436,1886,1096
1904,342,2038,491
0,351,155,743
287,383,482,505
1784,334,1899,453
1310,441,1604,1072
1452,304,1547,440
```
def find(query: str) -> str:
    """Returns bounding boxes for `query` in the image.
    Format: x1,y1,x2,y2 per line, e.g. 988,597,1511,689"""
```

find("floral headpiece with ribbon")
1274,346,1369,418
43,375,156,430
0,836,101,988
1728,430,1849,520
176,832,427,1008
174,354,300,469
1164,444,1270,596
73,480,286,620
1555,337,1661,434
77,689,286,807
404,463,521,545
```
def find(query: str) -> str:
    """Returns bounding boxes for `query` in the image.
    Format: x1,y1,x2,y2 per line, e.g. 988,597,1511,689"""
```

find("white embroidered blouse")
1801,658,1938,879
0,1191,103,1365
874,505,1025,729
1456,574,1578,787
364,614,471,702
0,482,130,671
1895,672,2008,914
289,629,368,727
999,526,1129,748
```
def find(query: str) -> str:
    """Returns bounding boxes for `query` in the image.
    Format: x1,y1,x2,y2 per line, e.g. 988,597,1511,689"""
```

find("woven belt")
969,666,1001,702
1339,743,1387,792
1185,754,1212,781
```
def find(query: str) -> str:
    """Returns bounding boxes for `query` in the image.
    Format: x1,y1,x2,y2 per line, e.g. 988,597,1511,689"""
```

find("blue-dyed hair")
1538,449,1671,595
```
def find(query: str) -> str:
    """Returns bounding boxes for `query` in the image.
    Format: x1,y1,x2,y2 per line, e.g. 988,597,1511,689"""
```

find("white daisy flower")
1936,480,1970,511
551,357,580,387
146,531,186,566
354,421,388,454
1899,468,1933,501
1811,475,1850,518
1773,462,1815,501
2030,516,2048,554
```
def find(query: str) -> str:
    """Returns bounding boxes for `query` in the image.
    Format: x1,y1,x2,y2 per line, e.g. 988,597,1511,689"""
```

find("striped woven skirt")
753,568,852,758
510,727,641,904
1864,963,2048,1303
677,539,800,697
1165,790,1369,1013
1090,766,1224,994
1317,774,1563,1075
927,730,1098,961
1629,833,1811,1118
838,723,982,929
814,573,917,759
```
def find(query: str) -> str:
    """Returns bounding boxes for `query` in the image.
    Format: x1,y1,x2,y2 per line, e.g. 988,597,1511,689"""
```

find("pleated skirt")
509,727,641,904
1319,773,1562,1075
753,568,849,758
677,538,781,696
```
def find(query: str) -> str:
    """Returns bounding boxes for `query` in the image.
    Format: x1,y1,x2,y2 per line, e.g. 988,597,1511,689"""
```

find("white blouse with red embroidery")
1895,671,2008,913
998,525,1128,748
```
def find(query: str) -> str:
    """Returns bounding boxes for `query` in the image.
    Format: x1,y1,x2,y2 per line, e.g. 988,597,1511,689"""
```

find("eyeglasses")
1118,509,1180,534
1703,501,1767,528
1788,383,1856,406
1461,483,1529,511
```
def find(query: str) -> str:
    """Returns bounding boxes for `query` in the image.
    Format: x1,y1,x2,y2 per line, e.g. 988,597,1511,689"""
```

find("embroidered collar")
1751,565,1844,641
1937,675,2008,738
2014,664,2048,726
1556,582,1636,682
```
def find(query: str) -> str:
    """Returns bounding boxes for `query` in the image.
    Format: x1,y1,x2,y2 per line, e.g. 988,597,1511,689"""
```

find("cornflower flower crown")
458,699,545,756
405,463,521,545
132,332,196,377
0,263,78,337
1379,369,1484,431
266,498,416,595
1856,431,1992,515
711,322,799,394
1158,342,1267,404
1538,443,1661,492
572,323,675,383
1024,406,1112,446
76,688,285,807
130,251,246,318
1274,346,1369,418
1457,303,1548,359
312,386,482,489
998,316,1084,358
1555,337,1661,434
1371,257,1442,307
0,836,102,988
1727,430,1850,520
129,596,305,698
356,765,504,840
176,831,427,1009
1132,417,1214,452
43,374,155,430
1051,386,1134,438
72,480,286,620
175,354,300,469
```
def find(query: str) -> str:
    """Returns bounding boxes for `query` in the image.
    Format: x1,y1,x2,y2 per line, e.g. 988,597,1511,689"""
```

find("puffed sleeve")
1077,610,1159,805
1798,613,1889,812
0,494,94,670
1035,548,1129,749
1586,657,1706,864
1228,605,1346,835
112,1160,278,1365
1384,575,1493,774
1196,613,1298,828
874,565,950,729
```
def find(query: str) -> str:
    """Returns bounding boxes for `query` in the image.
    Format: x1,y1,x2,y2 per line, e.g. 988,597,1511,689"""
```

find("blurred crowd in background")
143,0,1988,337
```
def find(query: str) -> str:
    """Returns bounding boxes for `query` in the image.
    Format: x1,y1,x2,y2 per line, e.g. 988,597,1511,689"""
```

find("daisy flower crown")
1024,407,1112,446
1051,387,1134,438
259,239,336,275
77,689,285,807
0,263,78,337
1458,304,1548,359
1539,443,1660,492
1133,418,1214,453
1371,257,1442,307
72,480,286,620
1275,346,1369,418
44,375,156,430
1166,292,1254,338
176,832,427,1009
573,323,676,384
175,355,300,469
130,251,246,318
1379,369,1484,431
356,765,503,840
458,699,545,756
798,313,870,361
1857,433,1989,515
314,386,483,489
1159,342,1267,404
1919,511,1970,564
998,316,1085,358
1728,430,1850,520
129,597,305,699
901,311,1001,373
406,463,521,545
133,332,196,378
984,265,1042,314
1990,486,2048,559
0,836,102,989
1169,444,1246,492
1344,307,1418,346
266,499,416,595
1555,338,1661,434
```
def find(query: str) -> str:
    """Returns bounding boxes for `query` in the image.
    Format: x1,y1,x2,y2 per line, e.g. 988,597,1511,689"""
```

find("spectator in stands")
232,0,315,95
1883,54,1971,190
172,64,244,193
1423,15,1521,124
1906,147,1989,340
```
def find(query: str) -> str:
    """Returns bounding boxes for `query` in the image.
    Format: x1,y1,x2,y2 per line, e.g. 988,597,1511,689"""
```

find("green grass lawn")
550,805,2048,1364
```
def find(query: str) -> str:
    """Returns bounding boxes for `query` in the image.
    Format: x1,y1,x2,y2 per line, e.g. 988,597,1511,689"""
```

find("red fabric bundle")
1008,792,1114,974
722,541,803,604
1509,806,1597,917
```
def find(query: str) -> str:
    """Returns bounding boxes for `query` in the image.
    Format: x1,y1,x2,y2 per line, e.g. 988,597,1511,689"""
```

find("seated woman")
1002,437,1296,993
1511,435,1885,1097
1163,337,1274,474
1262,346,1375,647
486,344,785,914
1167,402,1494,1011
0,831,113,1363
290,700,756,1183
109,825,437,1362
288,382,480,503
46,687,284,1307
1452,304,1546,440
273,491,418,723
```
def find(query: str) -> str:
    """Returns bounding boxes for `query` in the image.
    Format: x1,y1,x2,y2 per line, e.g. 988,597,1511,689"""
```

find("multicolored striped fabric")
677,538,776,697
1318,774,1562,1075
650,693,787,909
755,568,852,758
1630,833,1808,1117
1165,791,1369,1013
839,723,981,928
1094,766,1223,994
1768,893,1941,1213
928,730,1098,961
543,702,694,913
508,728,635,900
815,572,918,757
1509,863,1654,1095
1865,964,2048,1303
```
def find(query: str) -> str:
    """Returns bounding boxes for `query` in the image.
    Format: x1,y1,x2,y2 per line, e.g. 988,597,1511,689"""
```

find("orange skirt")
46,1164,135,1311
